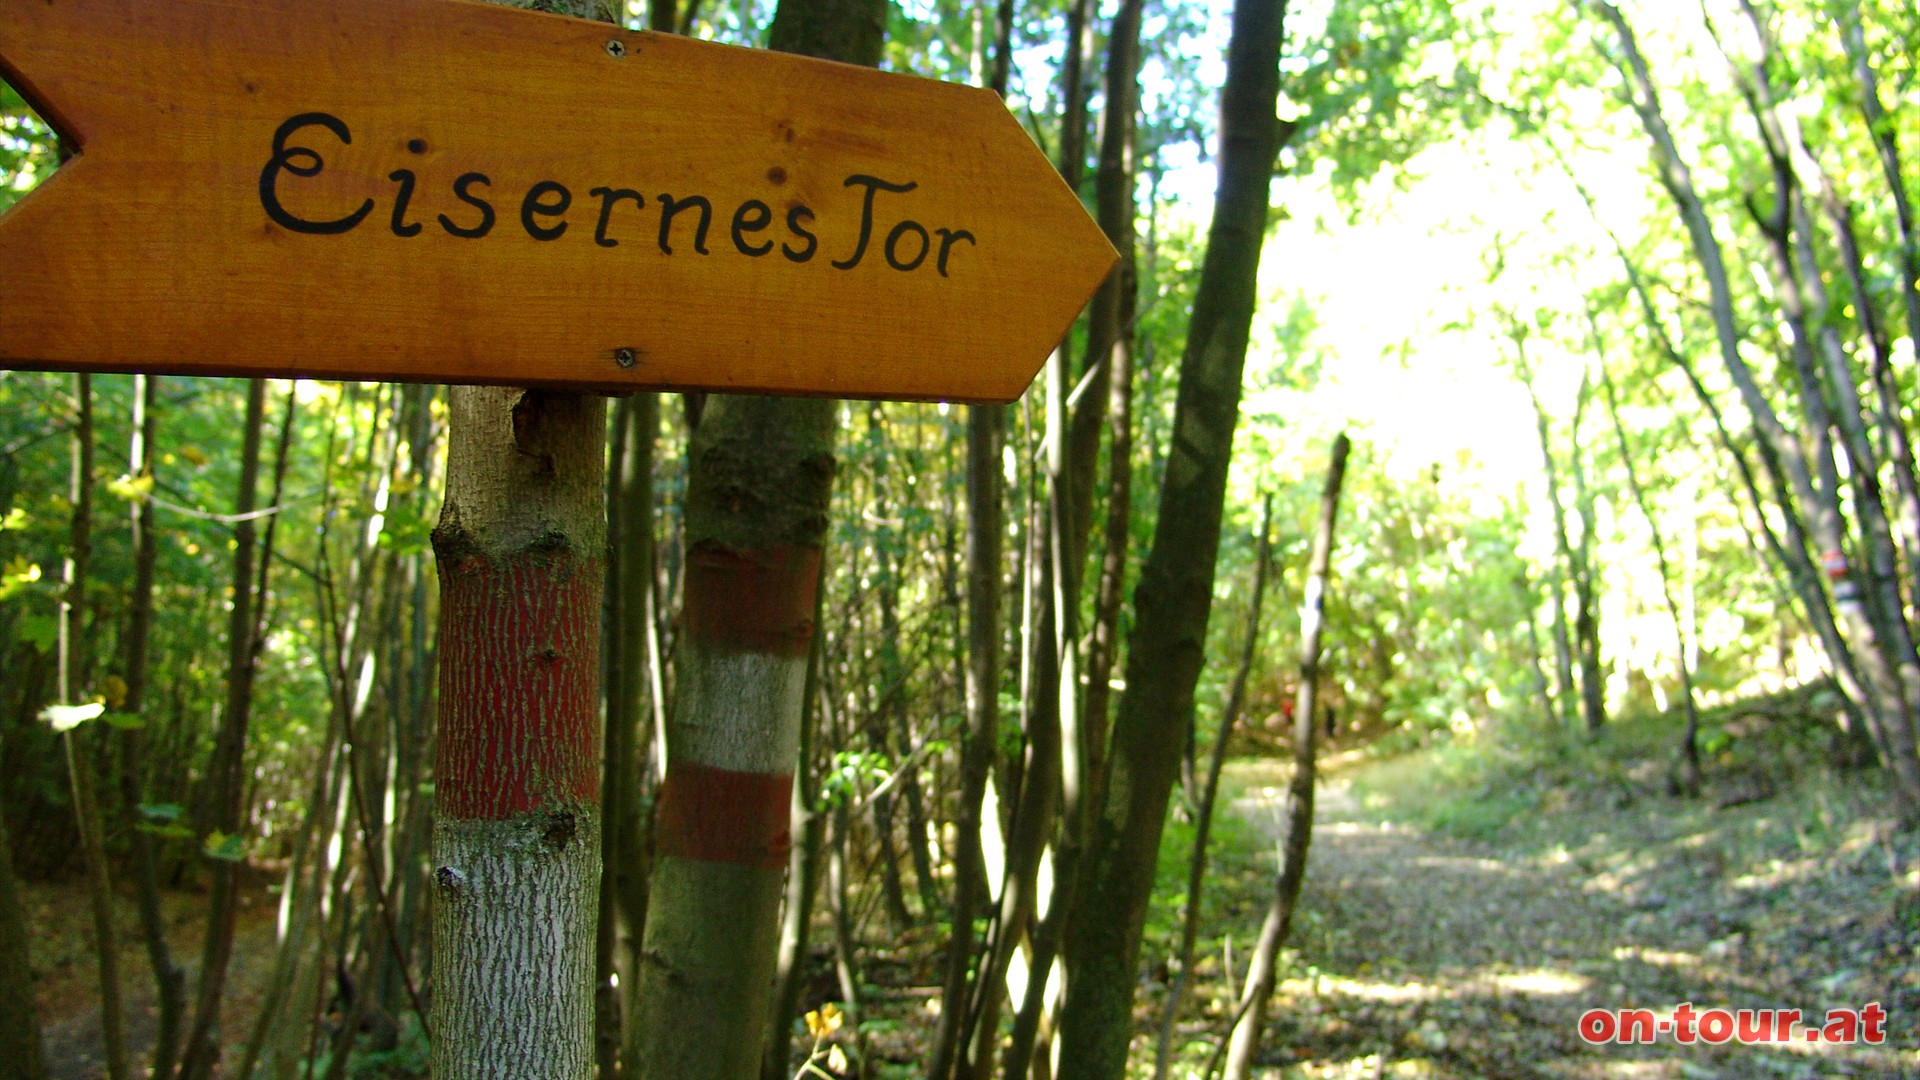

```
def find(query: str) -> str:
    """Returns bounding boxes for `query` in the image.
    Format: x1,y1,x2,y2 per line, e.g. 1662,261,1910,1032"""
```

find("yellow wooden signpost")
0,0,1115,402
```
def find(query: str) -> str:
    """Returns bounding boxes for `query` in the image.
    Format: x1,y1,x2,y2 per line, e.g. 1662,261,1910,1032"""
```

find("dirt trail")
1229,772,1917,1079
31,876,281,1080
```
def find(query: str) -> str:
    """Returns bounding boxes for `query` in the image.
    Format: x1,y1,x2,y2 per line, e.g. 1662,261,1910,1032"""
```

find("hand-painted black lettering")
438,172,496,238
258,112,373,235
935,228,976,277
833,174,917,270
885,220,929,271
589,187,646,248
521,181,572,241
387,169,423,237
783,205,818,263
656,194,713,255
731,200,774,257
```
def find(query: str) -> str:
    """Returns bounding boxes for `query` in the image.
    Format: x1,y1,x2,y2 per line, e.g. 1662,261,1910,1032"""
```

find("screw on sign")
0,0,1116,403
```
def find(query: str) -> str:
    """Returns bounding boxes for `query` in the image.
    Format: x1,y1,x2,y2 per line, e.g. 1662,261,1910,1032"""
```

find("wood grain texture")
0,0,1116,402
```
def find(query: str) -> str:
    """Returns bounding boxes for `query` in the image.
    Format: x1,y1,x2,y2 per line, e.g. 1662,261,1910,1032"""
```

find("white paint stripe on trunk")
671,647,807,774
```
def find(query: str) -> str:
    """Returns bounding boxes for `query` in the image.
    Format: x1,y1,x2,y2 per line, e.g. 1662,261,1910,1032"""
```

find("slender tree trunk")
1004,9,1146,1072
58,372,129,1080
1808,159,1920,597
1591,329,1700,794
1056,0,1287,1071
1220,434,1349,1080
0,791,47,1080
1516,568,1559,726
600,392,658,1080
178,377,268,1080
762,592,827,1080
1505,309,1577,732
1836,2,1920,360
118,373,187,1080
430,388,606,1080
925,402,1006,1078
1152,496,1272,1080
1566,372,1606,733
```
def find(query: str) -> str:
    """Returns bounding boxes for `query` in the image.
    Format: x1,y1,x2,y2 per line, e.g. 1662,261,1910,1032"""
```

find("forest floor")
26,691,1920,1080
30,867,281,1080
1153,699,1920,1079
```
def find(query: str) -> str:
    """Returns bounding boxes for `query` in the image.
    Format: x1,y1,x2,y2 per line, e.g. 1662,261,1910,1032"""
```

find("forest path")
34,873,281,1080
1225,759,1916,1080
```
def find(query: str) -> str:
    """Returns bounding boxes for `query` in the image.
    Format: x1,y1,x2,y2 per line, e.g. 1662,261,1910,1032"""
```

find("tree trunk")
57,372,129,1080
1575,179,1877,741
0,792,47,1080
1566,371,1605,734
1514,323,1591,733
762,591,827,1080
1010,22,1150,1069
1055,0,1287,1071
117,372,187,1080
600,392,659,1080
1592,327,1701,795
1836,2,1920,360
1220,434,1349,1080
626,392,842,1080
1153,496,1272,1080
924,89,1011,1057
178,377,268,1080
961,0,1099,1063
1591,0,1920,813
622,0,876,1063
430,387,606,1080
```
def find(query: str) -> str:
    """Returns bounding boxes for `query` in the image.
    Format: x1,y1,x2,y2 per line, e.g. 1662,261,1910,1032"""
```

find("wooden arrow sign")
0,0,1115,403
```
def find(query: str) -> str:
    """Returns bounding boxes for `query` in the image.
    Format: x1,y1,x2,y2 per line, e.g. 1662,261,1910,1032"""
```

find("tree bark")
600,392,658,1080
1592,326,1701,795
1590,0,1920,813
1220,433,1349,1080
178,377,268,1080
431,387,606,1080
1152,496,1272,1080
967,0,1105,1060
1513,321,1596,733
117,372,187,1080
761,589,827,1080
622,0,874,1066
0,792,47,1080
1056,0,1287,1071
1566,371,1605,734
626,393,840,1080
1836,1,1920,360
58,372,129,1080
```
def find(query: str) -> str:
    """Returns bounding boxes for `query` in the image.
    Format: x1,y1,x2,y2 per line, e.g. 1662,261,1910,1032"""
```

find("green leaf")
101,711,146,730
17,615,57,653
138,802,185,823
105,473,155,502
202,830,247,862
39,701,104,732
137,823,195,840
0,555,43,602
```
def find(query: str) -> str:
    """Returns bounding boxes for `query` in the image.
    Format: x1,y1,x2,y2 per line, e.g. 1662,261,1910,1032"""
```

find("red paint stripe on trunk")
437,555,601,820
655,761,794,869
681,542,820,657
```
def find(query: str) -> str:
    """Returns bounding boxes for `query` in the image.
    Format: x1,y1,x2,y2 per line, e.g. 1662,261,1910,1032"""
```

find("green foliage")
305,1012,431,1079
